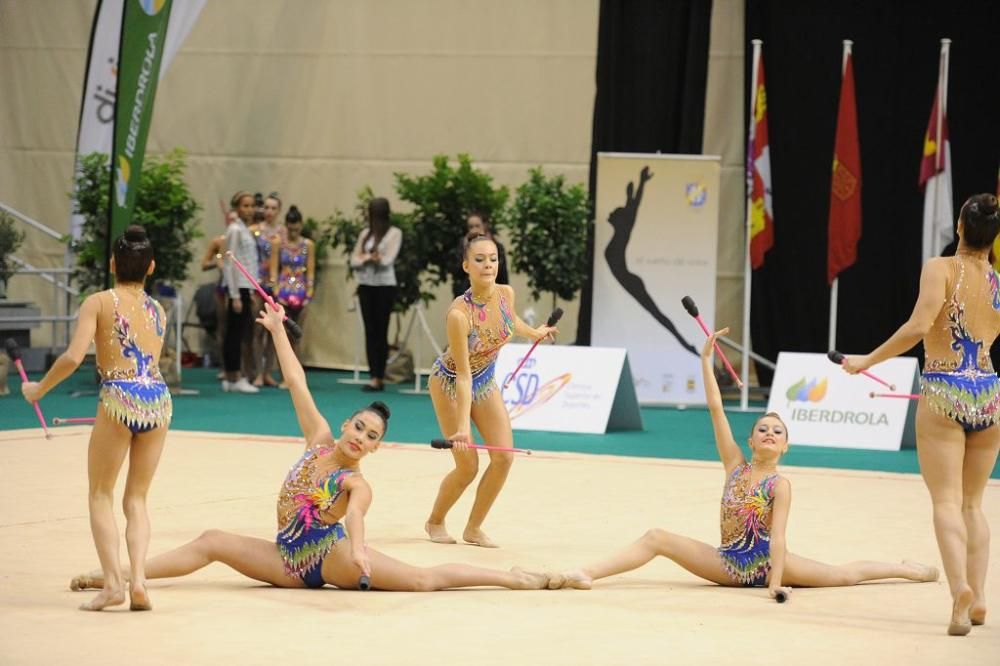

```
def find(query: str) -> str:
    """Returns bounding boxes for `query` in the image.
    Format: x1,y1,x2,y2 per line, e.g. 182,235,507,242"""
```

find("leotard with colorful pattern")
717,463,778,587
275,446,353,588
431,288,514,403
97,289,171,433
921,256,1000,432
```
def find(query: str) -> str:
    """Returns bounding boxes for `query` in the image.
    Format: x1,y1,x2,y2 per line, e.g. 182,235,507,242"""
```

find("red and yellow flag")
827,52,862,285
748,53,774,269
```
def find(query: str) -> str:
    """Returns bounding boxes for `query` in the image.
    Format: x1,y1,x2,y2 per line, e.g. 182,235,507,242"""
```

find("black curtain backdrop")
577,0,713,344
746,0,1000,384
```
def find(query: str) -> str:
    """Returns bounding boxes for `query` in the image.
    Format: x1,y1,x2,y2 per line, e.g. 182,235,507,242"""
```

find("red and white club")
680,296,743,388
827,351,896,390
226,251,303,340
5,338,51,439
502,307,563,390
869,392,918,400
431,439,533,456
52,417,97,425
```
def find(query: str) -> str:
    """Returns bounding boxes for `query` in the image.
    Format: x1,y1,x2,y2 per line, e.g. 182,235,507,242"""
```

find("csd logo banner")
766,352,919,451
496,344,643,434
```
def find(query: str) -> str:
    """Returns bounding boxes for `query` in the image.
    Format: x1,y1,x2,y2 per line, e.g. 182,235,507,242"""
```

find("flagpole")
741,40,762,411
934,38,951,257
829,39,852,352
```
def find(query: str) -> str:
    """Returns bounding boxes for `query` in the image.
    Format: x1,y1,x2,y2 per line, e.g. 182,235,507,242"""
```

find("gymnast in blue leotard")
23,225,171,612
844,193,1000,635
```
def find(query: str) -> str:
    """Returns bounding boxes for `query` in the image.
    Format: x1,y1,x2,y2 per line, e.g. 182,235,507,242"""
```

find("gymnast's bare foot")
903,560,939,582
548,569,592,590
79,587,126,611
70,570,103,591
463,528,498,548
970,602,986,626
424,521,456,544
509,567,549,590
129,582,152,611
948,585,974,636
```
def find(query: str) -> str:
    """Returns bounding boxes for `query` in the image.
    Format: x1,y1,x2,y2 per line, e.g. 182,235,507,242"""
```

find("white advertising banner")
496,344,642,434
591,153,720,405
70,0,206,238
766,352,920,451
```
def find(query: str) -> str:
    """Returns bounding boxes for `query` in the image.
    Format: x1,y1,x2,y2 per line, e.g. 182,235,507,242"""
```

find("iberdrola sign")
107,0,173,279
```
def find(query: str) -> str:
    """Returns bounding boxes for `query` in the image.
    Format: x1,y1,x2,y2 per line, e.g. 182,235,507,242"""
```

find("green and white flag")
107,0,174,281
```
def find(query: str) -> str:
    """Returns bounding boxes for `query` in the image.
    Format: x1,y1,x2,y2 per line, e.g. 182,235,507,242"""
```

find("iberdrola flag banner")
107,0,174,280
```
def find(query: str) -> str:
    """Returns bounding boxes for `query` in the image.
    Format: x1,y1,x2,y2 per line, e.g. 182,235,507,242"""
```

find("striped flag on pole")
920,40,953,264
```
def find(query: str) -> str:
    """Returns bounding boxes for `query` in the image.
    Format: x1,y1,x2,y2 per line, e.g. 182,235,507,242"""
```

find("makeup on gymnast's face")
340,412,384,456
464,240,498,280
750,416,788,456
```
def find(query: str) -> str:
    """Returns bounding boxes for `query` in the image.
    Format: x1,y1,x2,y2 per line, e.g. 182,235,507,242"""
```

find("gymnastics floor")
1,426,997,665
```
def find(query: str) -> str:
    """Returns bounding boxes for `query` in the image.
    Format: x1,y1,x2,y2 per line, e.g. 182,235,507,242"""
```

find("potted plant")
0,210,26,299
394,154,509,297
506,167,590,310
69,149,202,295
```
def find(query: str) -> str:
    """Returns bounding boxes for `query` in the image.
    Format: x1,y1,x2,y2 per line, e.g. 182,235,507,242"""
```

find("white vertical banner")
70,0,206,238
592,153,721,405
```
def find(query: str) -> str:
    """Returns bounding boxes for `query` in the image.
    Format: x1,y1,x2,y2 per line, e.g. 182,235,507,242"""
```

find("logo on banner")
502,357,572,419
685,182,708,207
139,0,167,15
784,375,889,427
115,156,131,207
785,377,828,403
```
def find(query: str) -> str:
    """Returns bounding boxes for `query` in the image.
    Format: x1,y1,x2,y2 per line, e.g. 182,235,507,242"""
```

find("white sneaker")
231,378,260,394
221,380,232,392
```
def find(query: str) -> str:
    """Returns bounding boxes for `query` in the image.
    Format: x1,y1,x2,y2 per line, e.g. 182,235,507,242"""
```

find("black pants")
224,288,252,373
357,285,397,380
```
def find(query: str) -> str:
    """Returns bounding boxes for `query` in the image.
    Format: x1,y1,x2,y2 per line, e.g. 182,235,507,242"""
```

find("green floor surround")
3,367,997,478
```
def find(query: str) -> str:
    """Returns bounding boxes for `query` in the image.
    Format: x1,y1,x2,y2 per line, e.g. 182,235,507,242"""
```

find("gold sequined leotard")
430,287,514,403
275,446,353,588
920,255,1000,431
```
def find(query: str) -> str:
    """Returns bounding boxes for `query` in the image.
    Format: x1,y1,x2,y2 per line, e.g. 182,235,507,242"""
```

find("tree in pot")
68,149,202,385
68,149,202,296
0,211,26,299
506,167,590,313
394,154,509,299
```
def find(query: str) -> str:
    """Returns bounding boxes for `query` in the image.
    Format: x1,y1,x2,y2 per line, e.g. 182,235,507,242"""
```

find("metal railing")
0,202,78,348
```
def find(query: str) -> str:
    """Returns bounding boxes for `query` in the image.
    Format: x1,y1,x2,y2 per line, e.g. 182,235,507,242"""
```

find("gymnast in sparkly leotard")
845,194,1000,635
22,226,170,612
424,234,559,549
546,327,938,597
69,303,553,595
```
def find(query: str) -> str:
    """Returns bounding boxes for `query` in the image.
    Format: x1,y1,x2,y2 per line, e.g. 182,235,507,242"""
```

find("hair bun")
368,400,391,422
984,195,999,217
124,225,148,243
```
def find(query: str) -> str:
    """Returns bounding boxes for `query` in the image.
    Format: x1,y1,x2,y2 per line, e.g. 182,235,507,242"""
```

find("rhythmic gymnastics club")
226,251,303,340
52,417,97,425
431,439,533,456
680,296,743,388
5,339,51,439
869,392,918,400
502,307,563,390
774,589,789,604
358,575,371,591
826,351,895,391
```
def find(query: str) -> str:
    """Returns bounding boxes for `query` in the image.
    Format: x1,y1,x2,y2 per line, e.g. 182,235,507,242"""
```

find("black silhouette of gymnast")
604,166,697,356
